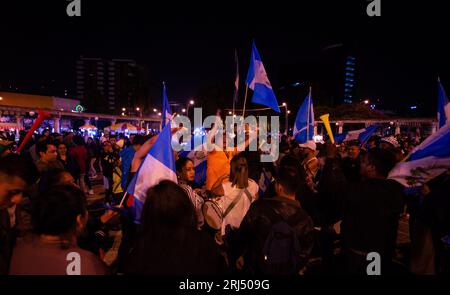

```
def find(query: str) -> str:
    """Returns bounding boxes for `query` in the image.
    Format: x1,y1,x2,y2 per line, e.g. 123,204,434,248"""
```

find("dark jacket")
232,196,315,274
319,158,405,272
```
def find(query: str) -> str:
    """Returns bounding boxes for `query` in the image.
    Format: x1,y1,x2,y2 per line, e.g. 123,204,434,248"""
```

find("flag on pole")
334,125,379,146
438,77,450,129
293,90,314,144
388,122,450,187
234,49,239,103
245,41,280,113
162,82,172,129
126,123,177,223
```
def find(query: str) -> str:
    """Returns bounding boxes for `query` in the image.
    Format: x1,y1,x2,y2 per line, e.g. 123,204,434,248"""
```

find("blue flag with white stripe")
388,123,450,187
334,125,379,146
438,78,450,129
245,41,280,113
126,123,177,223
293,91,314,144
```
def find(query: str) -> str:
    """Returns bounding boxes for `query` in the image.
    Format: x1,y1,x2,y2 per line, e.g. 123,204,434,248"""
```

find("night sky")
1,1,448,116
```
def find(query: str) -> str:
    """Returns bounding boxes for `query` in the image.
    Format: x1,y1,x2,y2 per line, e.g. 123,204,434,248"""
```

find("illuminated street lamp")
153,108,157,112
182,108,186,113
122,108,126,112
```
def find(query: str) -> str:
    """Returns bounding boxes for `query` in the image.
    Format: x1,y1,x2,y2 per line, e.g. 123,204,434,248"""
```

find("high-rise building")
76,57,152,114
343,55,356,103
320,43,357,106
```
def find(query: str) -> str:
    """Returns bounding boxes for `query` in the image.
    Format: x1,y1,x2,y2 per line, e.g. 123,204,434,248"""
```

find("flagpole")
306,86,311,141
242,85,249,117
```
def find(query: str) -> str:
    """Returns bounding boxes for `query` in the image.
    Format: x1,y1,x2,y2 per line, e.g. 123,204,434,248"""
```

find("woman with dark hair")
124,180,226,275
176,157,204,228
210,153,259,237
57,142,80,180
9,185,108,275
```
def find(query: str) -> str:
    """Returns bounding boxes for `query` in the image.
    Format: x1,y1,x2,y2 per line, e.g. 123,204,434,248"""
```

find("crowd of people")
0,125,448,275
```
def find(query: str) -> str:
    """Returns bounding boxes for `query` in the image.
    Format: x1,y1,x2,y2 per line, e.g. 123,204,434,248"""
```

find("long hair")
229,153,248,189
140,180,197,236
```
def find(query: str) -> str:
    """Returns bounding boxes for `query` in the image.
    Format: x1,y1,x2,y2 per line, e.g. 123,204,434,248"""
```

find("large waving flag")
162,82,172,129
293,89,314,144
334,125,379,145
126,123,177,223
245,41,280,113
388,123,450,187
438,77,450,129
179,134,207,186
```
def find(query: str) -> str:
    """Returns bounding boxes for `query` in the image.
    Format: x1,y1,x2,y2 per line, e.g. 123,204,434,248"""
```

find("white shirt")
217,179,259,236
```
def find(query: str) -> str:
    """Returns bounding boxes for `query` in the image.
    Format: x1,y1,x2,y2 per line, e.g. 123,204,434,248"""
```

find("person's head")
39,169,77,192
0,140,14,158
57,143,68,157
132,135,146,151
0,154,32,208
176,157,195,183
275,166,300,199
347,141,361,160
230,153,249,189
103,141,113,153
32,185,88,242
87,137,93,144
298,141,316,159
360,148,398,179
42,129,50,137
109,136,117,146
72,135,85,146
380,136,400,150
36,139,58,162
141,180,196,233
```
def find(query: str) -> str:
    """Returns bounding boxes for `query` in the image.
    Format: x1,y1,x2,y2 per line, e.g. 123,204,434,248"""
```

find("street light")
0,97,3,101
228,111,232,115
122,108,126,112
364,100,369,104
287,110,291,114
182,108,186,113
282,102,287,107
121,112,125,116
153,108,157,112
136,107,140,111
158,112,161,116
189,100,194,105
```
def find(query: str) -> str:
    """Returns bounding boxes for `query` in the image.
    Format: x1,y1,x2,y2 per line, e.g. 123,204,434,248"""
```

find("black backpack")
260,209,302,275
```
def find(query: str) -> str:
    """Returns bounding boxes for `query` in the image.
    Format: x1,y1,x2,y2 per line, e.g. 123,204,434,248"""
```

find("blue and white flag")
245,41,280,113
162,82,172,129
293,90,314,144
179,134,207,186
126,122,177,223
438,77,450,129
334,125,379,145
388,122,450,187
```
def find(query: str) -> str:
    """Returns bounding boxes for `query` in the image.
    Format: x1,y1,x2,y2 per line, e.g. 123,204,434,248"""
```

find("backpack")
260,209,302,275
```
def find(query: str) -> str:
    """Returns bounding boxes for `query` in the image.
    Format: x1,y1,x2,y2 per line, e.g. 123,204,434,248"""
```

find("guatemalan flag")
178,134,207,187
438,77,450,129
162,82,172,129
334,125,379,145
388,122,450,187
126,122,177,223
293,90,314,144
245,41,280,113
